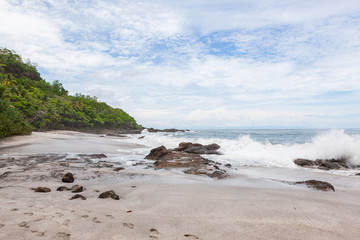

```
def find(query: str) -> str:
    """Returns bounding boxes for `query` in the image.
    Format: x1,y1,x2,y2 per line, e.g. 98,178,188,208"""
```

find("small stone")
71,185,83,193
57,186,70,191
70,194,86,200
98,190,120,200
34,187,51,193
114,167,125,171
224,164,232,168
62,172,74,183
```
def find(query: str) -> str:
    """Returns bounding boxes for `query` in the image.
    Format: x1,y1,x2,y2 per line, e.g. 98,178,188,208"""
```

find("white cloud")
1,0,360,128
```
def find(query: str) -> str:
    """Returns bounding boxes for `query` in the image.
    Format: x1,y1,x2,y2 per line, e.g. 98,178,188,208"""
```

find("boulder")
174,142,221,155
34,187,51,193
98,190,120,200
70,194,86,200
62,172,74,183
145,146,171,160
294,158,315,167
296,180,335,192
294,157,352,170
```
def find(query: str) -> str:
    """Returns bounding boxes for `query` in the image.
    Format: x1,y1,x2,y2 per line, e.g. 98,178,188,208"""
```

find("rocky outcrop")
147,128,186,133
145,145,228,179
174,142,221,155
62,172,74,183
294,157,353,170
295,180,335,192
98,190,120,200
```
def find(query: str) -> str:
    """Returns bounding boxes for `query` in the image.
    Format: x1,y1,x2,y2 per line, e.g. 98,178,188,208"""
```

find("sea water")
120,128,360,174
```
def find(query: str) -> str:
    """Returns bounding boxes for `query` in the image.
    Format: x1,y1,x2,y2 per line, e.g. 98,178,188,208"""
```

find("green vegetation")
0,48,141,138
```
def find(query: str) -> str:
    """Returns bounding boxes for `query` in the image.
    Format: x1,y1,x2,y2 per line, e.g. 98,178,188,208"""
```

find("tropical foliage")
0,48,141,138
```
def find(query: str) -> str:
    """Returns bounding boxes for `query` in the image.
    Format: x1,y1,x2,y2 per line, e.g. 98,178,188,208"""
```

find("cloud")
1,0,360,128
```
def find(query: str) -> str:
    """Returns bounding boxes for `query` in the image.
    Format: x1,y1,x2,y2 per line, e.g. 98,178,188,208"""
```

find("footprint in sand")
184,234,199,239
24,212,34,216
34,216,46,222
126,210,133,213
11,208,18,211
92,217,101,223
56,212,64,217
80,215,89,218
0,223,4,228
105,214,114,219
62,219,70,227
31,230,46,237
123,223,134,229
18,222,29,228
149,236,158,239
56,232,71,240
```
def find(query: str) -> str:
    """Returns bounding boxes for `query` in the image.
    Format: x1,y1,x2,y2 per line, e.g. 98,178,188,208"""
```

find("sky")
1,0,360,129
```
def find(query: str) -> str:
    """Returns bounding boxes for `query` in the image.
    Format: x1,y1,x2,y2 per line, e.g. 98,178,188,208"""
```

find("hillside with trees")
0,48,141,138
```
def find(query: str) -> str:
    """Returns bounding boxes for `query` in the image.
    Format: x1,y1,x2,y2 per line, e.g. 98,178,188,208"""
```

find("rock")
71,185,83,193
294,158,315,167
174,142,221,155
62,172,74,183
355,173,360,176
224,164,232,168
296,180,335,192
57,186,70,191
106,133,127,137
146,145,229,179
114,167,125,171
294,157,352,170
70,194,86,200
34,187,51,193
145,146,171,160
207,170,228,179
98,190,120,200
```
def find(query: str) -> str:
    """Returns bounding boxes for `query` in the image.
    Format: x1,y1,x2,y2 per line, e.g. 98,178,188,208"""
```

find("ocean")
120,128,360,175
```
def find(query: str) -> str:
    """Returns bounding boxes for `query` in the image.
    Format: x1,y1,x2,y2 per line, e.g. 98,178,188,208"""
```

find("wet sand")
1,131,360,240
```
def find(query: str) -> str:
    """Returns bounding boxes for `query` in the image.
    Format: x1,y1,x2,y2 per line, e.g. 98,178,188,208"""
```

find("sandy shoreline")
1,131,360,239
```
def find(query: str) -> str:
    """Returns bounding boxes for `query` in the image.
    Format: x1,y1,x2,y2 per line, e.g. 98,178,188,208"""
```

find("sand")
1,131,360,240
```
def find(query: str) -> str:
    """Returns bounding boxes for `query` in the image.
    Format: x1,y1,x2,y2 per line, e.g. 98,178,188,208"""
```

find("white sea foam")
120,129,360,171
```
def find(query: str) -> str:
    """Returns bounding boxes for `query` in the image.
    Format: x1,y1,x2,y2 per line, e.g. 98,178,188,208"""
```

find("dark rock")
207,170,229,179
62,172,74,183
145,146,171,160
138,136,145,139
147,128,185,133
57,186,70,191
174,142,221,155
295,180,335,192
355,173,360,176
294,157,352,170
34,187,51,193
70,194,86,200
146,145,229,179
224,164,232,168
98,190,120,200
71,185,83,193
294,158,315,167
114,167,125,171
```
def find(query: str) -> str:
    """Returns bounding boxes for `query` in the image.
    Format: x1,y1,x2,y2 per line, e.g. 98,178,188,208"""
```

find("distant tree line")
0,48,141,138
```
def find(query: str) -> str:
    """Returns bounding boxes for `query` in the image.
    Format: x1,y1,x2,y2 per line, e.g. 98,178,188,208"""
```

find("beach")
1,131,360,240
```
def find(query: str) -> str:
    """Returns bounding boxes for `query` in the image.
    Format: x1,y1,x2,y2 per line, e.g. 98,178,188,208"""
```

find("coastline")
1,131,360,239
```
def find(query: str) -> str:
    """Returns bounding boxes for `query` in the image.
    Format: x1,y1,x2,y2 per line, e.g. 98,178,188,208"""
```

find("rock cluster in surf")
145,142,228,179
